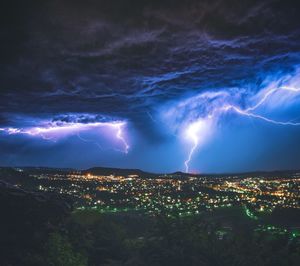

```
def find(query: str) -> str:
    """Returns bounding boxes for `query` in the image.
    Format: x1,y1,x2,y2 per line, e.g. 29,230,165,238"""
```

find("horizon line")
1,164,300,176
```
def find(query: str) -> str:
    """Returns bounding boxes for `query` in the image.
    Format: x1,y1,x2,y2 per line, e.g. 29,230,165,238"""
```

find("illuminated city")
31,170,300,215
3,167,299,238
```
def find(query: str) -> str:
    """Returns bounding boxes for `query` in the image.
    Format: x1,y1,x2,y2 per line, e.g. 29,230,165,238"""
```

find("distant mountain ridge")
1,166,300,179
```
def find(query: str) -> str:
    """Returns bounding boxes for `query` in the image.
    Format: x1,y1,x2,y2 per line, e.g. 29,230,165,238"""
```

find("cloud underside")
0,0,300,121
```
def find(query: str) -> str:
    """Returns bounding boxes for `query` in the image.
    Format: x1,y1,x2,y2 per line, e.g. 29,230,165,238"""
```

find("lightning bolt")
0,121,130,154
115,123,130,154
246,85,300,112
183,85,300,173
225,85,300,126
184,119,211,173
224,105,300,126
0,126,57,141
184,126,199,173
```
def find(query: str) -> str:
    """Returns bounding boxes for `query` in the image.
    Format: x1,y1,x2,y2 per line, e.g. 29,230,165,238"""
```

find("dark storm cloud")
1,0,300,124
51,113,120,124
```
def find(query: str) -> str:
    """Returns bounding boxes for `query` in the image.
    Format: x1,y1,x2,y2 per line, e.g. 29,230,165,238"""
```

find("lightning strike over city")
1,1,300,265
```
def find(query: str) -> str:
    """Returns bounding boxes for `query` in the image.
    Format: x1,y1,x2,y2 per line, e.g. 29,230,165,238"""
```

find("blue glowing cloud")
159,67,300,172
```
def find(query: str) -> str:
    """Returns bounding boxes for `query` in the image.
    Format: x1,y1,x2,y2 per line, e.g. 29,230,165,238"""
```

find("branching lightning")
0,120,130,154
115,123,130,154
181,83,300,173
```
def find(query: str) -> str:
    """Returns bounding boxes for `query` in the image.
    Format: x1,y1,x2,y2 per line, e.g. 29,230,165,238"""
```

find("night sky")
1,0,300,173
